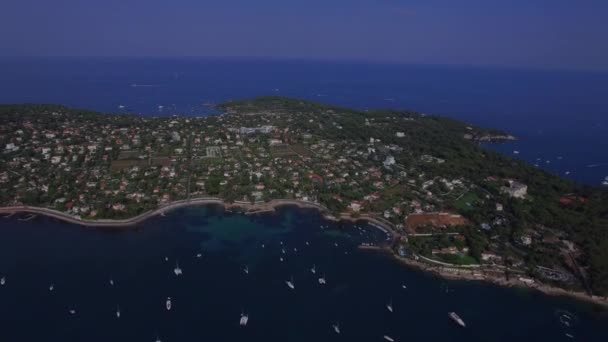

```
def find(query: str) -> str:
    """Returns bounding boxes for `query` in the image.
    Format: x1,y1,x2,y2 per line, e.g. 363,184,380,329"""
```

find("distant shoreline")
2,199,607,308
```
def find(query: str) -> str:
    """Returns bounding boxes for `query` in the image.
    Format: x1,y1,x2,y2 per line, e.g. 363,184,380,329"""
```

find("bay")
1,206,607,341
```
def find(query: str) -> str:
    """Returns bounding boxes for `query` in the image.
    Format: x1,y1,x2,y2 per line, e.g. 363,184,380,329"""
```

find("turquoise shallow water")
0,205,607,341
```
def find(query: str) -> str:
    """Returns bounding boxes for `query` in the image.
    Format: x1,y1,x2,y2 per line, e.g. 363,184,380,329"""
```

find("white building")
501,180,528,199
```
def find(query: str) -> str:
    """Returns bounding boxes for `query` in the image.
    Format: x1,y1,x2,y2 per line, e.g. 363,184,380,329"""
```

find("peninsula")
1,96,607,302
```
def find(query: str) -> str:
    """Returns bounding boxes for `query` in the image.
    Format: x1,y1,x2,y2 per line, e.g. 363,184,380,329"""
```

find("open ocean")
1,206,608,342
1,57,607,186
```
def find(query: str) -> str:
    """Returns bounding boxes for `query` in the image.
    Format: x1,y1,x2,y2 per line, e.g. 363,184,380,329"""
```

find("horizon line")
1,55,607,74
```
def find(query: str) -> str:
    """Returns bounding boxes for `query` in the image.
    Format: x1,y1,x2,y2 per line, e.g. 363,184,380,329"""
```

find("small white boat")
243,266,249,275
155,335,162,342
286,277,295,290
401,284,407,289
49,284,54,291
332,323,341,334
293,248,298,253
305,241,310,246
261,244,265,248
69,309,76,315
166,297,172,311
383,335,395,342
174,262,182,276
386,299,393,313
116,305,121,318
280,257,284,262
565,333,574,339
281,248,286,255
0,276,5,286
334,243,338,247
513,150,520,155
109,279,114,286
239,312,249,326
449,311,466,327
318,276,326,285
311,265,316,274
164,256,169,261
196,253,202,258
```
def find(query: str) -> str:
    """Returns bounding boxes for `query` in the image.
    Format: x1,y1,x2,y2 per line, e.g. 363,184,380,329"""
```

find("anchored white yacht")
240,312,249,326
174,262,182,276
286,277,295,290
449,312,466,327
166,297,172,311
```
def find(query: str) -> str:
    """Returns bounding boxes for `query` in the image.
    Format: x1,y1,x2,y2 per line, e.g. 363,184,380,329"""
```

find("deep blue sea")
1,206,607,342
1,57,607,186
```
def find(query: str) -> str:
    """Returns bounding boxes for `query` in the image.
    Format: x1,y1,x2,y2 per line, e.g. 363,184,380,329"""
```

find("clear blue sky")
1,0,607,71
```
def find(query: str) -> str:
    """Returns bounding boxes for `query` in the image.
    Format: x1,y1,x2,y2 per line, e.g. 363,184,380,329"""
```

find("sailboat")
116,305,121,318
166,297,172,311
286,277,295,290
174,261,182,276
239,312,249,326
318,275,326,285
386,299,393,313
311,264,316,274
332,322,341,334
